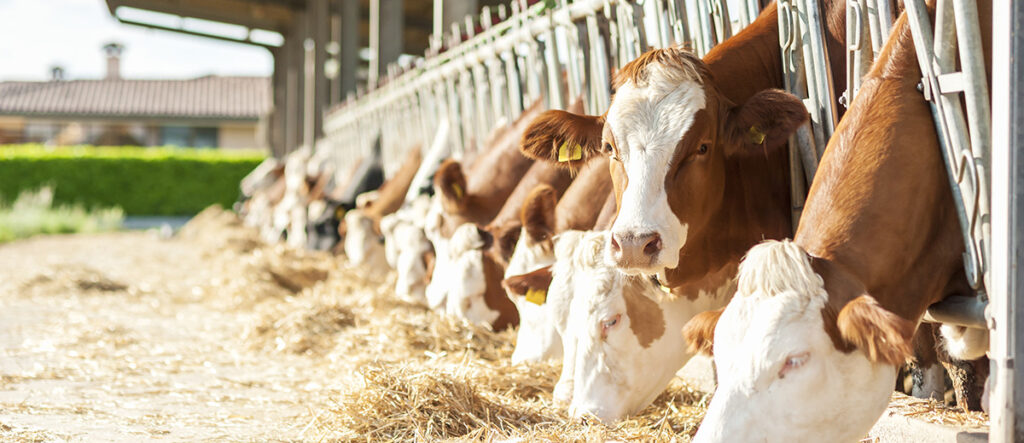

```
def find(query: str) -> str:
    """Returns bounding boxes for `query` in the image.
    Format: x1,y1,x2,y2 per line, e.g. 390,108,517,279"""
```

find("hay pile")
238,249,709,441
185,207,709,440
178,206,332,306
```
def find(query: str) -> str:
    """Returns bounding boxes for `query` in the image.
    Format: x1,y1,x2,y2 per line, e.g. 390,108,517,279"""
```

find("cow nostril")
643,234,662,257
610,235,621,252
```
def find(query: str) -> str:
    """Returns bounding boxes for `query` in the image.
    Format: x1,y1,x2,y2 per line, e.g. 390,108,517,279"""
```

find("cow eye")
778,352,810,379
601,314,621,332
603,142,613,154
698,144,709,155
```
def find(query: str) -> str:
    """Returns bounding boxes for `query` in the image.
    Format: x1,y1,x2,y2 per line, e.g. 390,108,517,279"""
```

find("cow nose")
609,232,661,267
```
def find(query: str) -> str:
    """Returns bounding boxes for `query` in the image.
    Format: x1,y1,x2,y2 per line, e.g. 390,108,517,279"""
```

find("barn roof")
0,76,270,121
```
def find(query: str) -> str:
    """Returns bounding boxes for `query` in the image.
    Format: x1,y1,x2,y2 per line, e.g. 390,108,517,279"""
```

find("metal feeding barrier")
318,0,1019,437
321,0,753,178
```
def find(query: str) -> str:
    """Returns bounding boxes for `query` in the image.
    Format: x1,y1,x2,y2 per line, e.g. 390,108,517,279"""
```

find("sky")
0,0,274,81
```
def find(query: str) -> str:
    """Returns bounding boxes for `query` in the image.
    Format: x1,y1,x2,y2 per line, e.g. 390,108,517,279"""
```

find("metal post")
339,0,358,97
369,0,403,88
434,0,478,37
989,0,1024,439
270,47,288,157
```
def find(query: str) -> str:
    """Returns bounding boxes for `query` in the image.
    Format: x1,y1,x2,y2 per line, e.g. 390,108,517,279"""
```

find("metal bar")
990,0,1024,436
923,295,988,329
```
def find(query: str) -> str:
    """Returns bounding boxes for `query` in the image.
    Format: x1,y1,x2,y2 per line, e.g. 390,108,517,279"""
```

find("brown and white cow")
439,157,575,330
423,99,547,309
507,5,807,421
344,147,422,270
684,3,992,440
501,157,613,363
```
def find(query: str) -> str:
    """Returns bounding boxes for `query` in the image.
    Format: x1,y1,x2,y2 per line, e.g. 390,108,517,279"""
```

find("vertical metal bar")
990,0,1024,438
542,16,566,110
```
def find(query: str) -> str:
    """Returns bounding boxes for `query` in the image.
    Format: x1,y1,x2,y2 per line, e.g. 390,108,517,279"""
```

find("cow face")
393,222,433,303
687,241,914,442
503,265,559,364
553,232,712,423
343,209,385,271
521,48,806,276
503,230,587,367
442,223,500,325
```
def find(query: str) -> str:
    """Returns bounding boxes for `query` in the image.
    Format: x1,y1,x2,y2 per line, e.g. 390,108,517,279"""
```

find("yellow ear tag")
451,183,464,200
557,140,583,162
335,207,346,219
659,284,672,294
525,288,547,305
748,126,767,145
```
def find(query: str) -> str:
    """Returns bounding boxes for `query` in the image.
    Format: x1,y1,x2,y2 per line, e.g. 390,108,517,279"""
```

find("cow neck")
663,138,793,297
555,156,614,232
487,160,575,231
482,249,519,331
795,13,968,325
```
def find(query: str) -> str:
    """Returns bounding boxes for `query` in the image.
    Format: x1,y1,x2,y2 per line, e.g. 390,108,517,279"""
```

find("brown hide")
555,156,613,232
433,98,547,236
792,2,991,380
363,146,423,223
594,191,617,230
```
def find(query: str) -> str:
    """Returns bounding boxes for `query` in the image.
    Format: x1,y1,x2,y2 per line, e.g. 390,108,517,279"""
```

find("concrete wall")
217,123,260,150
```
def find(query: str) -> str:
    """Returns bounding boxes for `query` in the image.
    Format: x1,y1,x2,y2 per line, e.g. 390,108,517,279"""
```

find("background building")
0,43,269,149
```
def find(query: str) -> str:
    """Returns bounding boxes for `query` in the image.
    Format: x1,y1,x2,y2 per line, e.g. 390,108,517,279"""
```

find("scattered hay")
19,264,129,296
886,393,989,429
245,258,709,441
176,206,334,305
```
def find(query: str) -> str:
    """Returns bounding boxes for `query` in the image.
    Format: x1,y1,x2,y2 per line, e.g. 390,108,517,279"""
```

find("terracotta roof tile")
0,76,269,120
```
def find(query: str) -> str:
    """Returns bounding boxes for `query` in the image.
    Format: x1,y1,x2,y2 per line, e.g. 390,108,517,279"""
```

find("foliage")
0,186,124,243
0,145,266,215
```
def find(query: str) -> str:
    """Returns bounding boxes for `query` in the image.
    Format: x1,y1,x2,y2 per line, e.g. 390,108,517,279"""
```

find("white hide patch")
695,240,897,443
442,223,498,326
605,63,706,274
939,324,989,361
424,195,451,309
344,210,386,275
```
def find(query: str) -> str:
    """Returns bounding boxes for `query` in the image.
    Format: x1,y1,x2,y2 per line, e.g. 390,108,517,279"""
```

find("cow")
508,4,807,421
683,3,992,440
423,98,547,310
438,157,575,329
343,147,422,268
501,157,613,363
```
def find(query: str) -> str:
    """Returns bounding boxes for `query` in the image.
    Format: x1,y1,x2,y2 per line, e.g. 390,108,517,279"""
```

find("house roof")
0,76,270,121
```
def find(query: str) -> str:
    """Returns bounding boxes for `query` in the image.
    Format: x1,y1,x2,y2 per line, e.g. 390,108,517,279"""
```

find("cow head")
685,240,914,442
521,48,806,276
551,231,710,423
503,265,559,364
343,209,385,271
439,223,519,330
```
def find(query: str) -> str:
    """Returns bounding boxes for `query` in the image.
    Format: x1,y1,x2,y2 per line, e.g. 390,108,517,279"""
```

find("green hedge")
0,145,266,215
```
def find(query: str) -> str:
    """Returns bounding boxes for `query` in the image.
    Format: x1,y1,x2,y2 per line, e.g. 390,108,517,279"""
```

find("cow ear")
521,185,558,244
836,295,915,366
728,89,808,151
521,110,604,170
683,308,725,356
502,265,554,297
434,159,468,211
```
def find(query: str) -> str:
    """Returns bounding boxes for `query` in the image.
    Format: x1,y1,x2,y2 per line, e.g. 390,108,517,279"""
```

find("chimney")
50,65,65,81
102,42,124,80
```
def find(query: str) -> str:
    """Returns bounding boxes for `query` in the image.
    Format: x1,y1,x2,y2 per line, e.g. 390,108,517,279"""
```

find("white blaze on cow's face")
604,62,706,275
442,223,499,325
423,196,451,309
380,213,404,268
343,210,385,271
393,222,432,304
558,232,720,422
695,241,898,443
